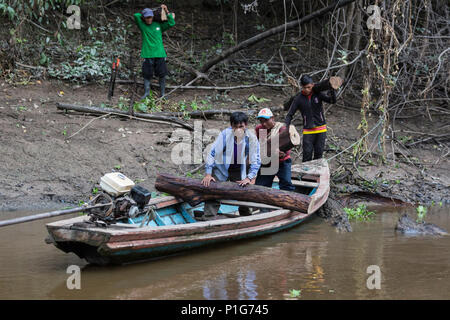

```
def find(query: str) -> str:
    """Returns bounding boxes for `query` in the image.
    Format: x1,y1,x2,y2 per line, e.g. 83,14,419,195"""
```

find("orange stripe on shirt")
303,125,327,134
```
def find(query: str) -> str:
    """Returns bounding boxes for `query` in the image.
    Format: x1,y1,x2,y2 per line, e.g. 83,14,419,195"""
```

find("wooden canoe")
45,159,329,265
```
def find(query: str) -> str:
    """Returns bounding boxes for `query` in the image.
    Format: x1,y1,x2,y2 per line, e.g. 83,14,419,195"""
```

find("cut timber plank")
273,177,319,188
220,200,281,209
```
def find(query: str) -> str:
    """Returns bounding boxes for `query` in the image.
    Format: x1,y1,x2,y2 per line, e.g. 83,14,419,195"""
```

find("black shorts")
142,58,168,80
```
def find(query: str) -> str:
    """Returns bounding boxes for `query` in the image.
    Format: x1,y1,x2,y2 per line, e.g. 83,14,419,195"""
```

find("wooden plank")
273,177,319,188
219,200,281,209
104,210,308,252
107,208,294,242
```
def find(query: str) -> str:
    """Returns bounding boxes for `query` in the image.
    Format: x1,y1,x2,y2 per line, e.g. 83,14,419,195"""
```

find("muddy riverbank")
0,79,449,212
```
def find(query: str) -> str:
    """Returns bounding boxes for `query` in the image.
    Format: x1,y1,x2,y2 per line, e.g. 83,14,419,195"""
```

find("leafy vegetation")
247,94,270,104
344,204,375,222
416,205,427,224
48,42,112,82
289,289,301,298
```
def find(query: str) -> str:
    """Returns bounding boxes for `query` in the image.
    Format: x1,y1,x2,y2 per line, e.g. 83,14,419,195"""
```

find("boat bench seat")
273,177,319,188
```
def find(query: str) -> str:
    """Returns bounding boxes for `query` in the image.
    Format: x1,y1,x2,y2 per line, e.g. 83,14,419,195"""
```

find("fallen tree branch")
170,57,215,86
67,112,112,139
200,0,356,73
155,108,256,118
56,103,193,131
115,80,288,90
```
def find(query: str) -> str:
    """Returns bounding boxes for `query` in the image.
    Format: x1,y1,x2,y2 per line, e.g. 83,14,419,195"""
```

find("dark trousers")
255,158,295,191
204,167,252,217
302,132,326,162
142,58,167,96
142,58,168,79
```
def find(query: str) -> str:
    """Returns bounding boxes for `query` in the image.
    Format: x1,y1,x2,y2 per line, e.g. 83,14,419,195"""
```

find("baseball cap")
257,108,273,119
142,8,154,18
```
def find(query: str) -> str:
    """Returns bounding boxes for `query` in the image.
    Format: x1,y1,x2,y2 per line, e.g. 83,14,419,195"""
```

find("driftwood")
56,103,193,131
155,173,310,212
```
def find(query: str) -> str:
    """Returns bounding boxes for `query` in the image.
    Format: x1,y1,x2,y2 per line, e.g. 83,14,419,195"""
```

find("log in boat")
45,159,329,265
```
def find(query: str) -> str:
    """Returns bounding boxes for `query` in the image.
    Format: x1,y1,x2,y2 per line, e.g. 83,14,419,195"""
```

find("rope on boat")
139,205,157,227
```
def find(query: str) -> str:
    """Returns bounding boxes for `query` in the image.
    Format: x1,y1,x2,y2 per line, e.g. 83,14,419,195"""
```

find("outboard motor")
88,173,152,225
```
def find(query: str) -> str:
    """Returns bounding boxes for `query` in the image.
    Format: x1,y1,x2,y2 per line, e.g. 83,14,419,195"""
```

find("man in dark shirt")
285,75,336,162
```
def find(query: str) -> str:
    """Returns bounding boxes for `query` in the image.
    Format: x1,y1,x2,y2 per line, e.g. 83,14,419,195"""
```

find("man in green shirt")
134,5,175,99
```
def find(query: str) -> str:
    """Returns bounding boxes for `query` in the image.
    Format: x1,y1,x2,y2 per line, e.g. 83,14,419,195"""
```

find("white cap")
257,108,273,119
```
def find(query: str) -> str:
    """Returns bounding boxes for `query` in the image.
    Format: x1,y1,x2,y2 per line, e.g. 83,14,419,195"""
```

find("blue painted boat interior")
126,181,317,227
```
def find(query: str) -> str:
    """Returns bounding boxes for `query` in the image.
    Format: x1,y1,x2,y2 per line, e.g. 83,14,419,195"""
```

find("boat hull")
46,159,329,265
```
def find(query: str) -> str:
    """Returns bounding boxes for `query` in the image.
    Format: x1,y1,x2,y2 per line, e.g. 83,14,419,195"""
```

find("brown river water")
0,206,449,300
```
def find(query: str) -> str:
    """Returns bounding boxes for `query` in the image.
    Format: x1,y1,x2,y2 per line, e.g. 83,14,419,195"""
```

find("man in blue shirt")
201,112,261,219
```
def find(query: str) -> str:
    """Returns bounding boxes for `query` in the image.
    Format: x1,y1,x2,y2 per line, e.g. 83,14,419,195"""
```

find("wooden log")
115,80,288,91
153,109,256,118
313,76,343,92
155,173,310,212
56,103,193,131
283,77,342,111
262,125,300,162
277,125,301,152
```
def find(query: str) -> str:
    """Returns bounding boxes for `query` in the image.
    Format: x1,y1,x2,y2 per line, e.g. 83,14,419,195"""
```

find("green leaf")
7,6,15,20
289,289,301,298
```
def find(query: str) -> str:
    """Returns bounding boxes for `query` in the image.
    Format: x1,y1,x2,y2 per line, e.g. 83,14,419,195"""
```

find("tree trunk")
200,0,357,73
155,173,311,212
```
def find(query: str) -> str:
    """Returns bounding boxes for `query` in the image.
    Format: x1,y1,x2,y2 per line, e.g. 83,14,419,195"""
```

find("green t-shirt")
134,12,175,58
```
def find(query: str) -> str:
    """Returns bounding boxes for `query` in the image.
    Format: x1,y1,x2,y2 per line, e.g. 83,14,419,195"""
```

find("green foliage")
248,94,270,104
0,0,84,23
250,63,284,83
116,96,130,112
289,289,301,298
344,204,375,222
48,41,112,82
134,93,162,113
416,205,427,223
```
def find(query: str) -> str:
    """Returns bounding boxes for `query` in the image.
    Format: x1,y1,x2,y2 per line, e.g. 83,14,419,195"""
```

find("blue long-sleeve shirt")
205,127,261,181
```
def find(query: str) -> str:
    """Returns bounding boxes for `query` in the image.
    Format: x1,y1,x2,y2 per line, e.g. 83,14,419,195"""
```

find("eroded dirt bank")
0,79,449,212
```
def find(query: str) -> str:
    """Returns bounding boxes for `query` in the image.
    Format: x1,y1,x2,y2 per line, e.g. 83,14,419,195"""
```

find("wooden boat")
45,159,329,265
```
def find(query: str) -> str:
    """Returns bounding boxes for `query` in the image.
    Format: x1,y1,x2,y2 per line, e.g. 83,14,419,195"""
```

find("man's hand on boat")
201,174,216,187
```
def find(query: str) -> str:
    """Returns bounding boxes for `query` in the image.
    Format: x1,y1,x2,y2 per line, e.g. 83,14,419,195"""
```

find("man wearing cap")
134,5,175,99
285,75,336,162
255,108,295,191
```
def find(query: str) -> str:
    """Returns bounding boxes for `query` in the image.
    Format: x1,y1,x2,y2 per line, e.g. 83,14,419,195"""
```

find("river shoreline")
1,80,448,213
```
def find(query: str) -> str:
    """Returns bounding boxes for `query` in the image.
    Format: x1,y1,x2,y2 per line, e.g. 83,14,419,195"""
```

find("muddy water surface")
0,206,449,299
